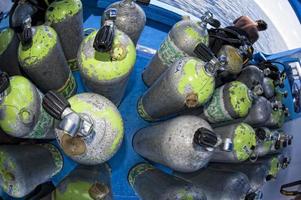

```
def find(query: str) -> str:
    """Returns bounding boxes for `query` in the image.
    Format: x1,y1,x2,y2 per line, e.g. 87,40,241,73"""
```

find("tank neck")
88,182,110,200
255,128,267,141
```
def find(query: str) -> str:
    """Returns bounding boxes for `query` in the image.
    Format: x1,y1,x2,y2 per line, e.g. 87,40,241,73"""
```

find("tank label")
40,144,63,176
68,59,79,71
128,164,155,187
57,72,77,98
28,92,55,139
158,35,187,67
137,97,153,121
204,86,233,123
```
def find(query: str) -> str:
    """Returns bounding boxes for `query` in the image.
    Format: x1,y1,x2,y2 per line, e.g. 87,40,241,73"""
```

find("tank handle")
136,0,151,6
93,8,117,52
0,72,10,95
42,91,71,120
193,127,219,150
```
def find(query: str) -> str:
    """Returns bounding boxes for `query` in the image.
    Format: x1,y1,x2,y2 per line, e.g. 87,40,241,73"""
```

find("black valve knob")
21,26,32,46
194,43,215,62
0,72,10,94
208,18,221,28
194,127,218,148
93,24,114,52
255,128,267,141
42,91,70,120
136,0,151,6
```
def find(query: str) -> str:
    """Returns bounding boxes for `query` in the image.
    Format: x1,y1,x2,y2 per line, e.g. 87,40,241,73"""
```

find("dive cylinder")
264,104,288,128
78,9,136,106
217,45,244,75
128,163,207,200
18,25,76,98
262,77,276,99
255,154,290,181
254,127,276,157
133,115,220,172
138,44,226,121
0,28,21,75
142,11,221,87
102,0,150,45
43,91,124,165
237,65,265,94
45,0,84,71
0,72,55,139
208,162,269,193
174,167,260,200
52,164,113,200
0,144,63,198
211,122,257,163
202,81,256,124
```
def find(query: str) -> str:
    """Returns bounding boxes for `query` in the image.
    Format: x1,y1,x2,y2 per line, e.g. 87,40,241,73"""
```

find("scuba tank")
0,144,63,198
78,9,136,106
0,28,21,75
142,12,221,87
254,127,276,157
45,0,84,71
211,122,257,163
237,65,265,95
0,72,55,139
262,77,276,99
174,166,260,200
133,115,220,172
255,154,290,181
208,162,269,193
18,25,76,98
42,91,124,165
264,103,288,129
202,81,256,124
128,163,207,200
52,164,113,200
102,0,150,45
138,44,226,121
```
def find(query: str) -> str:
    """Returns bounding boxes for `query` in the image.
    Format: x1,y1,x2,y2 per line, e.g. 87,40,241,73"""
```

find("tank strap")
280,180,301,196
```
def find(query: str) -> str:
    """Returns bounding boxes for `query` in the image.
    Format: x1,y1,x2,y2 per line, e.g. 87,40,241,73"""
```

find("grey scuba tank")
52,164,113,200
208,162,269,193
174,166,260,200
237,65,265,95
78,9,136,106
133,115,220,172
0,144,63,198
45,0,84,71
0,28,22,76
201,81,256,124
142,12,221,87
211,122,257,163
138,44,226,121
254,127,277,157
128,163,207,200
102,0,150,45
42,91,124,165
262,77,276,99
263,103,288,129
253,154,291,181
0,72,55,139
18,25,76,98
43,91,124,165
